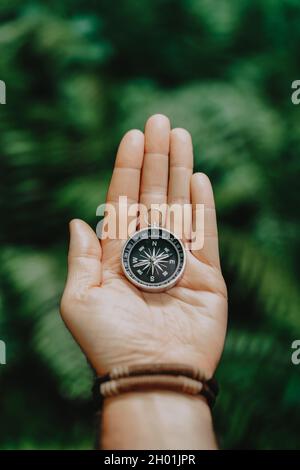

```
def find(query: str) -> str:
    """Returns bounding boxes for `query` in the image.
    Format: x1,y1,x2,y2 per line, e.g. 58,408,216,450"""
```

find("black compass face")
122,228,186,291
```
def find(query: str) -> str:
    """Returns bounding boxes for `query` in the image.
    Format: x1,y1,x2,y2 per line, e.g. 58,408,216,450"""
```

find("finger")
64,219,102,297
139,114,170,227
167,128,193,241
191,173,221,269
106,129,144,207
103,130,144,258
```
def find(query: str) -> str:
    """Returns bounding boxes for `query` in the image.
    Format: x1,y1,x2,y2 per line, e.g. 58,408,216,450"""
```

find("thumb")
66,219,102,292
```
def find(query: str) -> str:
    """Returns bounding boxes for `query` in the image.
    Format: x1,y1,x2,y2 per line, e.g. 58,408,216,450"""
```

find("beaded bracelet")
92,363,219,409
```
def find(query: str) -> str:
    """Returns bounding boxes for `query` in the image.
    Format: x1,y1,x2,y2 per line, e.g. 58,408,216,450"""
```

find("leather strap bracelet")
92,363,219,409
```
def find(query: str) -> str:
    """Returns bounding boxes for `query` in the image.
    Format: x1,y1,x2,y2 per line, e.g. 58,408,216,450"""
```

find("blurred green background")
1,0,300,450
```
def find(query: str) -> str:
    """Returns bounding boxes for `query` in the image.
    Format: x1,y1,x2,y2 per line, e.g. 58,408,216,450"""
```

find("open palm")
60,114,227,379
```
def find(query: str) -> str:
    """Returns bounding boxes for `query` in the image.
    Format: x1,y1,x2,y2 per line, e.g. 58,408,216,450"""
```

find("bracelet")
92,363,219,409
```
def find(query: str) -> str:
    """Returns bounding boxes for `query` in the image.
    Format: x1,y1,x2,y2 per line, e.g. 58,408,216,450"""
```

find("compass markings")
131,246,173,278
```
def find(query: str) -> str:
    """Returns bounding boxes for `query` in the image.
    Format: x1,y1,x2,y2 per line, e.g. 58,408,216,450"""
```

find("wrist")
100,390,217,450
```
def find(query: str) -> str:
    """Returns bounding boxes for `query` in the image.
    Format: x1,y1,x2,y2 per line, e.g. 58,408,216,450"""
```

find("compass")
121,227,186,292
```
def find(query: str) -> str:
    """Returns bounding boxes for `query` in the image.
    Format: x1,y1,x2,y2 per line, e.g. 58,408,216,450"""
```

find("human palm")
61,114,227,379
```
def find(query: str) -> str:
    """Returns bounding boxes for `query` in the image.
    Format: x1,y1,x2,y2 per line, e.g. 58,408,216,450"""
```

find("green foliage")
0,0,300,449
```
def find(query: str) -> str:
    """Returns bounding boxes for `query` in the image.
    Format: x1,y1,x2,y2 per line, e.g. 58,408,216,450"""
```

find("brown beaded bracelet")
92,363,219,409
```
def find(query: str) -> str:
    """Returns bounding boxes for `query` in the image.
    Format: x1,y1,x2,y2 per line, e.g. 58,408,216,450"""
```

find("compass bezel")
121,227,186,292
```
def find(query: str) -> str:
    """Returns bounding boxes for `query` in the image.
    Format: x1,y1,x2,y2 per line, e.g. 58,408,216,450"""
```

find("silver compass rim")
121,227,186,293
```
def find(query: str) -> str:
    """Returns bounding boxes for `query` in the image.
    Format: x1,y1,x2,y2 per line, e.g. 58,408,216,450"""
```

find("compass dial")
121,227,186,292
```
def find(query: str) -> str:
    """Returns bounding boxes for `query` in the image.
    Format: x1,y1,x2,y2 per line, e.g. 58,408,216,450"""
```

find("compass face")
121,227,186,292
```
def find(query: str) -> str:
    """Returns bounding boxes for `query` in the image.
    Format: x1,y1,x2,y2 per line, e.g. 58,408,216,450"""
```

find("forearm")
100,391,218,450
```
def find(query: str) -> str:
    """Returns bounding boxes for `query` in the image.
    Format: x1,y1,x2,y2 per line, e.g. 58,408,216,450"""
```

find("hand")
60,114,227,380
